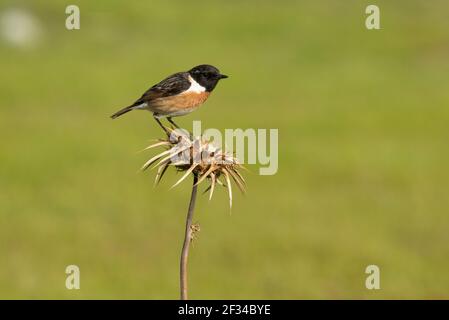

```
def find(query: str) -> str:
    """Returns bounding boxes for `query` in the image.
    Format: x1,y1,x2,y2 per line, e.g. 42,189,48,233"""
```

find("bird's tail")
110,105,135,119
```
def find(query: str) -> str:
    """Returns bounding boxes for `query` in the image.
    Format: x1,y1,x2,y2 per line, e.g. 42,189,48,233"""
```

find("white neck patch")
187,75,206,93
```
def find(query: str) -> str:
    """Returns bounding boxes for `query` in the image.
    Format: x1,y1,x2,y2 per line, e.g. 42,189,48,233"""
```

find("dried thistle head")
141,128,245,208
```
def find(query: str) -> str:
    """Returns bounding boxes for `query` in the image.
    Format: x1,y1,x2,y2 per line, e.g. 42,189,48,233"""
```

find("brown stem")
180,174,198,300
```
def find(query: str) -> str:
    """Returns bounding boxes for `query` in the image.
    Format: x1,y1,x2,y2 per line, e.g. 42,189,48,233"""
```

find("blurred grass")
0,0,449,299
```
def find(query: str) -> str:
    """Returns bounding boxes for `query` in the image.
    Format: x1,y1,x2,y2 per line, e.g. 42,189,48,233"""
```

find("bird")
111,64,228,131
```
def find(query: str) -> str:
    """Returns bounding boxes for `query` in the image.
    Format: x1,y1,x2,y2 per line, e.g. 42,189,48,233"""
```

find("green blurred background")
1,0,448,299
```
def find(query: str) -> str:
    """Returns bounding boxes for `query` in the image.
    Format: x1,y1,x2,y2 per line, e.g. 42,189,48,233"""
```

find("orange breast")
149,91,210,115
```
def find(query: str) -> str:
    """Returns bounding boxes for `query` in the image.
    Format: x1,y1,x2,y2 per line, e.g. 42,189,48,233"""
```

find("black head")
188,64,228,92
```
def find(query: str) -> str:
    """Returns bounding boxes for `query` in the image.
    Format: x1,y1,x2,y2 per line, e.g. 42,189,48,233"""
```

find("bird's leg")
153,114,170,136
167,117,181,129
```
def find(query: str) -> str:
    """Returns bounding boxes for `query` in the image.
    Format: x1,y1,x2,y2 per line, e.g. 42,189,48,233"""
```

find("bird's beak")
219,74,228,79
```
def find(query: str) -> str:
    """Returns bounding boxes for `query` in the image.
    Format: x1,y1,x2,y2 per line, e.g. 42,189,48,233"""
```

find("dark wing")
132,72,191,106
110,72,192,119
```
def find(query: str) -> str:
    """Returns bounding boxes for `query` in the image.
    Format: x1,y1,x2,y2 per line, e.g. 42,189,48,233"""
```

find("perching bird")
110,64,228,130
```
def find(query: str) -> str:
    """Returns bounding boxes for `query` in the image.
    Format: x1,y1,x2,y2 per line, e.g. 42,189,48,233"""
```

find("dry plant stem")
180,174,199,300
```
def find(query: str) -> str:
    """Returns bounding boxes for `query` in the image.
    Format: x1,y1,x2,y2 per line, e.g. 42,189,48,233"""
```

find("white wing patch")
186,75,206,93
